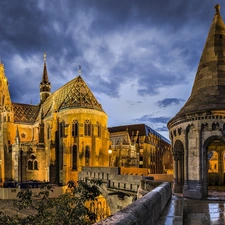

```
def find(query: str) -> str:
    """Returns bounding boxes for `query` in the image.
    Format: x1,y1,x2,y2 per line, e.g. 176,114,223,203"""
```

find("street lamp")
108,149,112,167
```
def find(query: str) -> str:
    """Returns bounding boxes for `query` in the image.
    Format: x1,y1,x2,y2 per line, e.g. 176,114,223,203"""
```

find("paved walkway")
157,188,225,225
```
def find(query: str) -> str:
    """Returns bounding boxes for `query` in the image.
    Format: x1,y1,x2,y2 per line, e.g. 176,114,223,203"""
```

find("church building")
0,53,110,185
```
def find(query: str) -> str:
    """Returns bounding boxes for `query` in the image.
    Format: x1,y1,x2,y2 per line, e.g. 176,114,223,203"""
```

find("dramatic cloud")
156,98,185,108
0,0,224,139
133,115,171,124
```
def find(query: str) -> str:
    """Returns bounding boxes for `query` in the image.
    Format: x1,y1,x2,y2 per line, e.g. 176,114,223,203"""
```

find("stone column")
218,151,223,185
173,154,181,193
184,126,190,189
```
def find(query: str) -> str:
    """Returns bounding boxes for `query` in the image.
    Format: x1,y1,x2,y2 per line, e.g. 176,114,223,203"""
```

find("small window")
27,155,38,170
28,160,33,170
84,120,91,136
85,146,90,166
97,122,101,138
34,161,38,170
72,120,79,137
72,145,78,170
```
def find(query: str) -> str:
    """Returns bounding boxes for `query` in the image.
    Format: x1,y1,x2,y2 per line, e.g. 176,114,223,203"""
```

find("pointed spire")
40,52,51,103
215,4,220,14
78,65,82,77
15,126,20,145
41,52,50,84
172,4,225,119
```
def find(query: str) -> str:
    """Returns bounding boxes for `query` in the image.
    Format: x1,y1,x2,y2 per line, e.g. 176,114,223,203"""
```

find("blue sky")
0,0,224,139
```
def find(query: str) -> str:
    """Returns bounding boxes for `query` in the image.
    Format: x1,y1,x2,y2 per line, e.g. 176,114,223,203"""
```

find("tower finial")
215,4,220,14
78,65,82,76
44,52,46,63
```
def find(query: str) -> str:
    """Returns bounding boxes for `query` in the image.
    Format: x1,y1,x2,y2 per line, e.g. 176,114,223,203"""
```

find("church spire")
40,52,51,104
78,65,82,77
172,4,225,119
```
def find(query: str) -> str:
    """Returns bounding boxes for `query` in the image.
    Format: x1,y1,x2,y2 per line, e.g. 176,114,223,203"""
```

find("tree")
0,179,103,225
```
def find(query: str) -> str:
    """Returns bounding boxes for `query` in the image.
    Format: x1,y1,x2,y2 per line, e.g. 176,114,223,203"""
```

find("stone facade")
108,124,172,174
0,55,110,185
168,5,225,199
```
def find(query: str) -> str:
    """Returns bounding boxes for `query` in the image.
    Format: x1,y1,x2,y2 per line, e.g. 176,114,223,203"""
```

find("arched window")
72,120,79,137
27,155,38,170
97,122,101,138
28,160,33,170
85,146,90,166
60,120,65,137
72,145,78,170
84,120,91,136
34,160,38,170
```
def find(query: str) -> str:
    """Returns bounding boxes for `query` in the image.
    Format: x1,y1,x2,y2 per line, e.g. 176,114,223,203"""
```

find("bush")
0,179,102,225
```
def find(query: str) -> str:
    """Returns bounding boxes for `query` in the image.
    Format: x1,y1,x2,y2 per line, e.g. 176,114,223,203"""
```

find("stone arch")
173,140,184,193
98,184,113,215
203,135,225,191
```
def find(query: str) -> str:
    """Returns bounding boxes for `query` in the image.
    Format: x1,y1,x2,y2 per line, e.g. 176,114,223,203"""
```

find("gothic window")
34,160,38,170
72,120,79,137
97,122,101,138
72,145,78,170
84,120,91,136
85,145,90,166
60,120,65,137
27,155,38,170
28,160,33,170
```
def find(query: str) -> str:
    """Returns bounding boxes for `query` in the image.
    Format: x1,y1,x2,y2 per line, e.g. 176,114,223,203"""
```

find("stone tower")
40,52,51,103
168,5,225,199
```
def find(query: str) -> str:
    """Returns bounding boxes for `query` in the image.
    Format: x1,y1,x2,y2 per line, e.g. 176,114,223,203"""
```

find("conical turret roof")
172,5,225,120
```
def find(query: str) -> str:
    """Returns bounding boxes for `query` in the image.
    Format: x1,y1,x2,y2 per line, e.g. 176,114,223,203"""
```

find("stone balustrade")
94,182,172,225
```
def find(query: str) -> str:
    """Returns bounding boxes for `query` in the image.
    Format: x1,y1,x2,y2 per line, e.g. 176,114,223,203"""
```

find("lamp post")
108,149,112,167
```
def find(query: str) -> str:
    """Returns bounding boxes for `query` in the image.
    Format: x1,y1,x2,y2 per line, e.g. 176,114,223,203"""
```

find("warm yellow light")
108,149,112,154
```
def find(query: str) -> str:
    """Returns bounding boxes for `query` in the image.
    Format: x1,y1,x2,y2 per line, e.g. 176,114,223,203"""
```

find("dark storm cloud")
133,115,170,124
0,0,224,106
156,98,185,108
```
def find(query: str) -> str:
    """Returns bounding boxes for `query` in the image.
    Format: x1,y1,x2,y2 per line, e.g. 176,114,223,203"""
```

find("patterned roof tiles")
12,103,40,123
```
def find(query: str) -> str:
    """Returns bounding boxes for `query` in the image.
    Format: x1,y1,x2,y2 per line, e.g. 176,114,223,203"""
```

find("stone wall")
94,182,172,225
0,186,65,200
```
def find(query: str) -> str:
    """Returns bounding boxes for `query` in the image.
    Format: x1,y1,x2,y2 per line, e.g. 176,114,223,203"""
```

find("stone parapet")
94,182,172,225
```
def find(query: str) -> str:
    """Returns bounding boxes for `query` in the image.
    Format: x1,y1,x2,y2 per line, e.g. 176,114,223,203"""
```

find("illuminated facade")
108,124,172,174
0,54,110,184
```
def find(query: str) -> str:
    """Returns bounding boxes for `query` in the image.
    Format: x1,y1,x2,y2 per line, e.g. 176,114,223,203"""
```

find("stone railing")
94,182,172,225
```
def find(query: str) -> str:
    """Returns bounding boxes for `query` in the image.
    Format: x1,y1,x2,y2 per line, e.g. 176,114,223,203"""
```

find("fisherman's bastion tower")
168,5,225,199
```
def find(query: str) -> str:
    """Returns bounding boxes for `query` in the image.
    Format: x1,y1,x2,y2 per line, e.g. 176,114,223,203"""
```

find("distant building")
0,54,110,185
108,124,172,174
